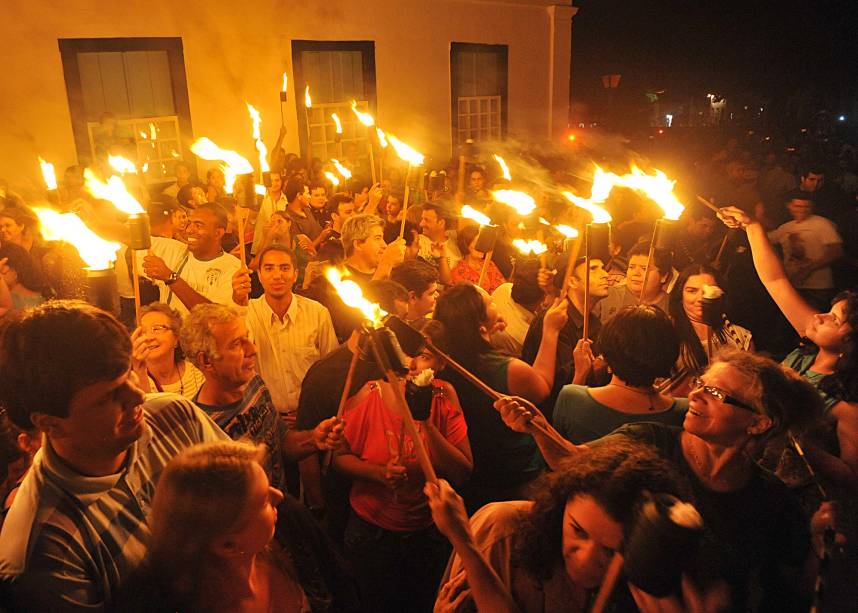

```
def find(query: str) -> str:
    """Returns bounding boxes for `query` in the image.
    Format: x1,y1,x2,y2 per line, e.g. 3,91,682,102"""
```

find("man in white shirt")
768,191,843,310
490,260,545,358
143,203,241,315
251,172,288,255
232,244,338,418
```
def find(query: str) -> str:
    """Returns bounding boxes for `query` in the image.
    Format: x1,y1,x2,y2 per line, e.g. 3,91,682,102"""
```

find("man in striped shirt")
0,301,229,611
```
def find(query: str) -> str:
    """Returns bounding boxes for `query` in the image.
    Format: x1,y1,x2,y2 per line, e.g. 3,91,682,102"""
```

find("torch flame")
330,159,352,180
191,138,253,196
387,134,424,166
324,171,340,187
493,154,511,181
350,100,375,127
512,239,548,256
246,103,270,173
492,189,536,215
461,205,492,226
281,72,288,93
331,113,343,134
32,207,120,270
325,267,386,325
149,123,157,141
84,168,145,215
38,157,58,190
376,127,388,148
255,184,267,196
304,85,312,108
561,191,613,223
108,155,137,175
613,166,685,220
554,224,579,238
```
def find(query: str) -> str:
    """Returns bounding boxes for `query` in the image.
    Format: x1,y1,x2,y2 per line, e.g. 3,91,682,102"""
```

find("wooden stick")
789,434,828,500
399,164,413,239
368,139,377,185
695,195,721,214
130,249,143,327
366,326,438,484
477,250,493,288
236,205,247,268
559,233,583,299
323,331,364,471
583,253,591,343
637,223,659,305
591,552,624,613
712,230,731,270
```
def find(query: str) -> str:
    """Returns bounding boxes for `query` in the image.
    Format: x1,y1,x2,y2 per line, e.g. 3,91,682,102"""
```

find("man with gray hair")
341,213,405,284
180,303,343,494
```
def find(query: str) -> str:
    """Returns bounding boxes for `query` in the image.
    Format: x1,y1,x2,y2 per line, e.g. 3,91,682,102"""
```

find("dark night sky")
571,0,858,120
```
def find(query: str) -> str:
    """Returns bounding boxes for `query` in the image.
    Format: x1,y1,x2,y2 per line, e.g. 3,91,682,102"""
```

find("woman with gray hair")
131,302,204,399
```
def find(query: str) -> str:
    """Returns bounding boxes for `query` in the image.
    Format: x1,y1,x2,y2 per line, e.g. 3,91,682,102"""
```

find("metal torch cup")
86,268,119,315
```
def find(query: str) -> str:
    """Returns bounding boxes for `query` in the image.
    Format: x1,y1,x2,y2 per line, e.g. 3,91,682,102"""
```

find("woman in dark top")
114,441,360,613
497,349,832,612
553,305,687,444
434,283,567,511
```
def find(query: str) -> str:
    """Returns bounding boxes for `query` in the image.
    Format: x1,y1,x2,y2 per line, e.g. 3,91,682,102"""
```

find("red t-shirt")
343,380,468,532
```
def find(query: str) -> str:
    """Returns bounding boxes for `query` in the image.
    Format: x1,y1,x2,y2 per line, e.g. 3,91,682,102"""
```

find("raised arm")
493,396,580,469
718,206,819,334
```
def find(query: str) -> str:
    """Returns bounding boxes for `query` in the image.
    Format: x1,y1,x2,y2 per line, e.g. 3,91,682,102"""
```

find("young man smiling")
0,301,228,611
142,202,242,315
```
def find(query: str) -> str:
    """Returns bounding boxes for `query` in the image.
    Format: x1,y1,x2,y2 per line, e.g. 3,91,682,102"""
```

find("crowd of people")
0,127,855,612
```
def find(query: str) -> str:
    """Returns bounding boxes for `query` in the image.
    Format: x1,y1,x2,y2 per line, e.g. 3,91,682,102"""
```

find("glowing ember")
376,127,388,148
38,157,58,190
84,168,145,215
149,123,157,140
387,134,425,166
108,155,137,175
512,239,548,256
142,163,149,173
461,205,492,226
492,189,536,215
350,100,375,127
331,159,352,180
561,191,613,223
325,267,386,325
331,113,343,134
33,207,120,270
304,85,312,108
324,171,340,187
246,104,270,173
493,154,511,181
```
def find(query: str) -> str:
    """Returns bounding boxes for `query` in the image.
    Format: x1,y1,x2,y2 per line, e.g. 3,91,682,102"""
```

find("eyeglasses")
143,325,173,335
691,377,757,413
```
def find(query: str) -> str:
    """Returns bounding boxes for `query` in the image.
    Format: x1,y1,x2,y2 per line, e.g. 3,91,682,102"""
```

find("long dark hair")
816,290,858,403
433,283,492,368
668,264,725,374
512,439,686,581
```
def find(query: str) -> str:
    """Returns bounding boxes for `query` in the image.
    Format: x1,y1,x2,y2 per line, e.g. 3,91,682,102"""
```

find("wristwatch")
164,271,180,286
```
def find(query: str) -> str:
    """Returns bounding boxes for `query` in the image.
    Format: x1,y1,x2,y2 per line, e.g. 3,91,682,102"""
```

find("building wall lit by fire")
0,0,576,194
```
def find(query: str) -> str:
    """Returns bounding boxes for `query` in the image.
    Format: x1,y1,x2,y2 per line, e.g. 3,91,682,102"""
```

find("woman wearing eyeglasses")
131,303,204,399
495,349,833,612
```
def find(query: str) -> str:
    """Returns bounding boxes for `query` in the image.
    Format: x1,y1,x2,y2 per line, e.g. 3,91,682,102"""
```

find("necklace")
683,436,746,488
607,382,658,411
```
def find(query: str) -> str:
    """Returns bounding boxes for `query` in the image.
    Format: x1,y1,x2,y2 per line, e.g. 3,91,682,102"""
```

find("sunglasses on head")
691,377,757,413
